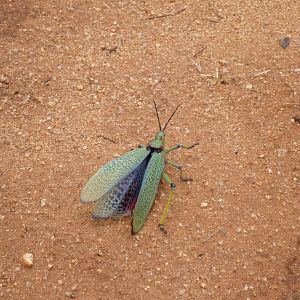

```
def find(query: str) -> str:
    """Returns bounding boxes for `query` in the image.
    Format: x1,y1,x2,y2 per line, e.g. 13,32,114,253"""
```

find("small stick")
43,77,52,85
206,18,221,23
193,46,207,58
97,134,116,144
20,146,33,155
252,70,271,78
208,3,223,20
215,67,219,80
190,58,202,73
190,59,215,79
202,229,220,243
144,7,186,20
199,74,215,77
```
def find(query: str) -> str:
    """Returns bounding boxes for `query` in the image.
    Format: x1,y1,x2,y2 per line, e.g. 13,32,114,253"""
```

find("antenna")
153,100,162,131
163,104,181,131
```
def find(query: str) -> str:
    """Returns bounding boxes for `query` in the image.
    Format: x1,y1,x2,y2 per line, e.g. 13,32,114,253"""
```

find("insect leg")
159,172,176,233
166,143,199,153
166,160,193,182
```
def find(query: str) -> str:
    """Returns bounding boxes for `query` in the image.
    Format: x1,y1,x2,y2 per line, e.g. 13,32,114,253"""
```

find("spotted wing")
111,156,150,218
81,147,150,203
132,151,166,234
92,155,150,219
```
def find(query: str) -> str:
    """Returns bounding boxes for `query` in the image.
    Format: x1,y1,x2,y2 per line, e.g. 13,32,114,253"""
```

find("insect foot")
159,224,167,234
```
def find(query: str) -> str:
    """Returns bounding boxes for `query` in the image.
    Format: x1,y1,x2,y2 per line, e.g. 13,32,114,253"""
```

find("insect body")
80,102,198,234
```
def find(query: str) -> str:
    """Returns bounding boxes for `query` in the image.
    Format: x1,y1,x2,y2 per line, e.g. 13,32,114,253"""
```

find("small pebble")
40,199,47,207
0,74,9,84
200,202,208,208
280,36,290,49
48,101,56,107
21,253,33,268
178,288,186,295
245,83,253,90
292,116,300,123
143,285,150,292
65,291,76,298
277,148,288,158
77,84,84,90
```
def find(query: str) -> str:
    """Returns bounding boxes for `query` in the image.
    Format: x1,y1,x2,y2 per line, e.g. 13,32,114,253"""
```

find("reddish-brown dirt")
1,1,299,299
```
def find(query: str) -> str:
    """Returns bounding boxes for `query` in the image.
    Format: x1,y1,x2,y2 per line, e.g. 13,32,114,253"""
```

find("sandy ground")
0,0,300,299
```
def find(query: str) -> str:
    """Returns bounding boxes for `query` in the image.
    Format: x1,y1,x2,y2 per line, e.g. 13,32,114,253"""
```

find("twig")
215,67,219,80
200,74,215,77
190,58,202,73
252,70,271,78
144,7,186,20
20,146,33,155
43,77,52,85
202,229,220,243
193,46,207,58
190,59,216,79
208,3,223,20
97,134,116,144
206,18,221,23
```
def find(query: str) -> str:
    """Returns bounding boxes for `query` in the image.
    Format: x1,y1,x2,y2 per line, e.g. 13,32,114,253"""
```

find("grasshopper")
80,101,198,234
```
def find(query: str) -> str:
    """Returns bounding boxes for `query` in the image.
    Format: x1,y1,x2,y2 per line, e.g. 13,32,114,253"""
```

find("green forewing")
81,147,150,203
92,155,150,219
132,151,166,234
